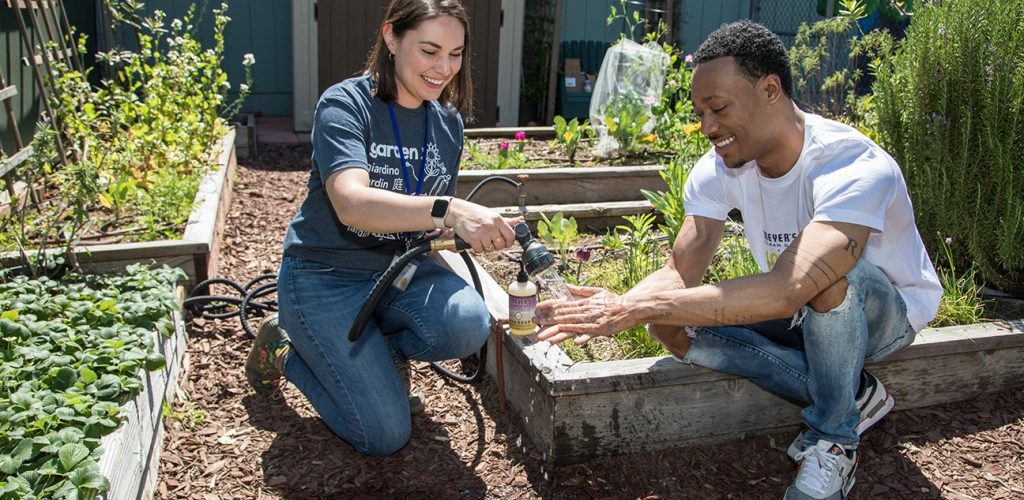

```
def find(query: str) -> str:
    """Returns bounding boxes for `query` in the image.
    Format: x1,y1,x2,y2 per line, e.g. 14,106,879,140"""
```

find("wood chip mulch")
156,144,1024,499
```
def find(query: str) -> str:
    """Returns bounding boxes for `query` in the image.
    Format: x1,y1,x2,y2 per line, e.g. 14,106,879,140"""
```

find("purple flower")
945,237,953,245
575,247,591,262
499,141,510,151
514,130,527,141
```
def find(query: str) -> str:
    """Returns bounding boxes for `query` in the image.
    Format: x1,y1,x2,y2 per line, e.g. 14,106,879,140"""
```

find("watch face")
431,198,449,218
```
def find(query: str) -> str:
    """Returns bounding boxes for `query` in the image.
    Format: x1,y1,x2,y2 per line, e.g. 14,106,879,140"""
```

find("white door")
497,0,525,127
292,0,317,132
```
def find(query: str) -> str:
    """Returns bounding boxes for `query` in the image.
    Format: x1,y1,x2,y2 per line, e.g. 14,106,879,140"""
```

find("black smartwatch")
431,197,451,229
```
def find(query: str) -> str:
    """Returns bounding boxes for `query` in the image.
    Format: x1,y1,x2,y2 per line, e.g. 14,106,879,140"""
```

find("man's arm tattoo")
843,237,859,258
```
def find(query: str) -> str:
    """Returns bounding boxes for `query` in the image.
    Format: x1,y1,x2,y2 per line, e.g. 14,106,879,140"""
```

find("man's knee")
808,277,848,313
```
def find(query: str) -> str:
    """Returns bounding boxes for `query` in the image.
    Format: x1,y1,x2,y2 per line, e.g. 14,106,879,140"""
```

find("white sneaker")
784,440,858,499
787,370,894,460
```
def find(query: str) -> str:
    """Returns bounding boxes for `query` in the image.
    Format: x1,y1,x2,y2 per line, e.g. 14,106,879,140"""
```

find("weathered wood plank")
486,332,557,457
184,128,237,281
98,288,187,498
0,85,16,101
486,278,1024,464
4,0,50,9
464,126,556,138
457,165,665,206
0,145,32,178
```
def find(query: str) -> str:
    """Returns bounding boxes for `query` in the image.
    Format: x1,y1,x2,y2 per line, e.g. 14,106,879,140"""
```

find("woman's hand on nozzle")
447,199,518,253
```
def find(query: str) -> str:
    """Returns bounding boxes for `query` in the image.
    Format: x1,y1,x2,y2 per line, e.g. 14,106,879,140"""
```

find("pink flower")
514,130,527,141
685,54,694,64
644,95,656,105
499,141,510,151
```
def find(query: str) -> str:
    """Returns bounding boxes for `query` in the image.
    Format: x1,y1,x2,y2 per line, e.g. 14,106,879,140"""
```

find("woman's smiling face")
384,15,465,108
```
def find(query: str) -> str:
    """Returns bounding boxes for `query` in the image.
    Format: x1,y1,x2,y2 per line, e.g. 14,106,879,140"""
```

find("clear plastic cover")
588,39,670,157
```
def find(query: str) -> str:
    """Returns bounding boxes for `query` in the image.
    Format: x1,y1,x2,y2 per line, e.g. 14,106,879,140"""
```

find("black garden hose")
184,273,278,338
186,175,525,385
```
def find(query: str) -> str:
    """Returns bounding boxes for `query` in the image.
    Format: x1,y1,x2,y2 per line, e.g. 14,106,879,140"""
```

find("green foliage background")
873,0,1024,294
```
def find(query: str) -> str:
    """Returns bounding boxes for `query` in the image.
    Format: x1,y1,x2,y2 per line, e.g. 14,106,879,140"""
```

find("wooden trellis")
1,0,83,204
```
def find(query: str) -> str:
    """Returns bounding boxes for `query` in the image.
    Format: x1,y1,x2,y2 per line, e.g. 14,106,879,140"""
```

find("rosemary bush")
873,0,1024,294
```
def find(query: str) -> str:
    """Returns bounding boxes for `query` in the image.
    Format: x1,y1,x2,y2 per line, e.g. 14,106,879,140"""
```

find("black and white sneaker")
787,370,894,460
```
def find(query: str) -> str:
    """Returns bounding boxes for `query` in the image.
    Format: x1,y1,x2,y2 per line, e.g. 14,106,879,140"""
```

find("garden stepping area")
156,144,1024,499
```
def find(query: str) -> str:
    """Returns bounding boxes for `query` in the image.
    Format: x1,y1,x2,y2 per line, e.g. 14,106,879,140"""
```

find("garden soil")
156,144,1024,499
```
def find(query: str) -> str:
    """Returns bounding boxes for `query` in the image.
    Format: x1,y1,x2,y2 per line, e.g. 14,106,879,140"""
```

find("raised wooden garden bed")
98,286,187,499
437,251,1024,465
1,129,237,287
457,166,663,231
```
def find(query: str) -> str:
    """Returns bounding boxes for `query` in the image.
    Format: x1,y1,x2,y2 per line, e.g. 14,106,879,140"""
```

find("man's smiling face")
691,56,774,168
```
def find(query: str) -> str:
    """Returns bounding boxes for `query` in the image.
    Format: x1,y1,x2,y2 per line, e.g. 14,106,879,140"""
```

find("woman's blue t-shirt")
282,75,464,271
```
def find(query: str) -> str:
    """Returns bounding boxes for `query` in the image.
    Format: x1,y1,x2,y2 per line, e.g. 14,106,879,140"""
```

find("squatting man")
534,20,941,500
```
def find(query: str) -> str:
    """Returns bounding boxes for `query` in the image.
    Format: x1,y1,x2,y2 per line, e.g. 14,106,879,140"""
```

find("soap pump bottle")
508,261,538,336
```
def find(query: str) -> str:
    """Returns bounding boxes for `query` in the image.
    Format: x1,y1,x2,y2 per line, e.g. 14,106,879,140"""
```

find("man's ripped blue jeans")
276,255,490,455
680,259,914,447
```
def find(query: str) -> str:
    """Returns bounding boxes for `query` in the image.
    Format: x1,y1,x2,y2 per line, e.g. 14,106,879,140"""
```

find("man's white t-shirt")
683,112,942,332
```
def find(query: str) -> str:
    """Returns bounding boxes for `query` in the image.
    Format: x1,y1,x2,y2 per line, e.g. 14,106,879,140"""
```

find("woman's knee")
352,418,412,456
444,289,491,356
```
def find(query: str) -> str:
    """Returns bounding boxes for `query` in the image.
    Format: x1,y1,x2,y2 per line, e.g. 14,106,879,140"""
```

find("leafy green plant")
930,237,985,328
641,155,692,242
536,212,579,270
463,133,535,170
0,264,183,499
788,0,895,137
550,116,591,164
873,0,1024,295
0,1,252,273
705,223,760,283
610,213,666,357
602,94,656,154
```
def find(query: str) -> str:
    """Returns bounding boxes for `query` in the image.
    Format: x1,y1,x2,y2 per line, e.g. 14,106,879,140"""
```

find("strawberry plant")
0,264,184,499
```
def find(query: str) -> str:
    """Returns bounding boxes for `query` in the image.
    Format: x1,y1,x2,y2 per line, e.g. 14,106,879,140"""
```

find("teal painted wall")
679,0,752,53
134,0,292,116
0,7,42,157
559,1,824,55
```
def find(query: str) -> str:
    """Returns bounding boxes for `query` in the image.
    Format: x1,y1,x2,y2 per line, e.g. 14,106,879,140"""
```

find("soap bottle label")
508,295,537,335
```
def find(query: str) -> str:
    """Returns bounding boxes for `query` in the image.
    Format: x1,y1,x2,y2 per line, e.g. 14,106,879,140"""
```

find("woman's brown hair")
364,0,474,122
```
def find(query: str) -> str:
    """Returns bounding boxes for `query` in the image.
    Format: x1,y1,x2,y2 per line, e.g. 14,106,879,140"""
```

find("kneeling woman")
246,0,517,455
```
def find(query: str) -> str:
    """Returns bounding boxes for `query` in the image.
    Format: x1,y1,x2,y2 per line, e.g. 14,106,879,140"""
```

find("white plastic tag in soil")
589,39,670,158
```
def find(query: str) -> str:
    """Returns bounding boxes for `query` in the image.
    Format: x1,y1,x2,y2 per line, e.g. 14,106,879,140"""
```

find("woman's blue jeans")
680,259,915,448
276,255,490,455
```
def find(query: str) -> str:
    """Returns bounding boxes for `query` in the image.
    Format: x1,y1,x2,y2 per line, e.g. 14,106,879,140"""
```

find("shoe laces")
794,443,843,495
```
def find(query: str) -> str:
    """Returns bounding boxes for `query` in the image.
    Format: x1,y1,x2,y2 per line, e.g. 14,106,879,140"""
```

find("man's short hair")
693,20,793,97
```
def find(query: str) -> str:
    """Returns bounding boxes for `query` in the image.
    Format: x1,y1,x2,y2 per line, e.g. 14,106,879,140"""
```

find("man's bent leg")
799,259,913,448
681,322,811,404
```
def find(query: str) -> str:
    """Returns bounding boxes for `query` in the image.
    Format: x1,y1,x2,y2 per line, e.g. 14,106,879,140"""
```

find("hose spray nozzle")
513,221,555,276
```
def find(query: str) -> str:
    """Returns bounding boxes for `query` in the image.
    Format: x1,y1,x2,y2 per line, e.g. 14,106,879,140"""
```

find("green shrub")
0,1,252,271
873,0,1024,294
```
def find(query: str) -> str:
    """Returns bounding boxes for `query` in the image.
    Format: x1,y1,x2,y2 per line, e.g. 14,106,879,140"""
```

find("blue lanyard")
387,102,430,196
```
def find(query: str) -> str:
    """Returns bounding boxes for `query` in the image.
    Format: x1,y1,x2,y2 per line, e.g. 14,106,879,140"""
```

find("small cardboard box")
564,58,583,93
